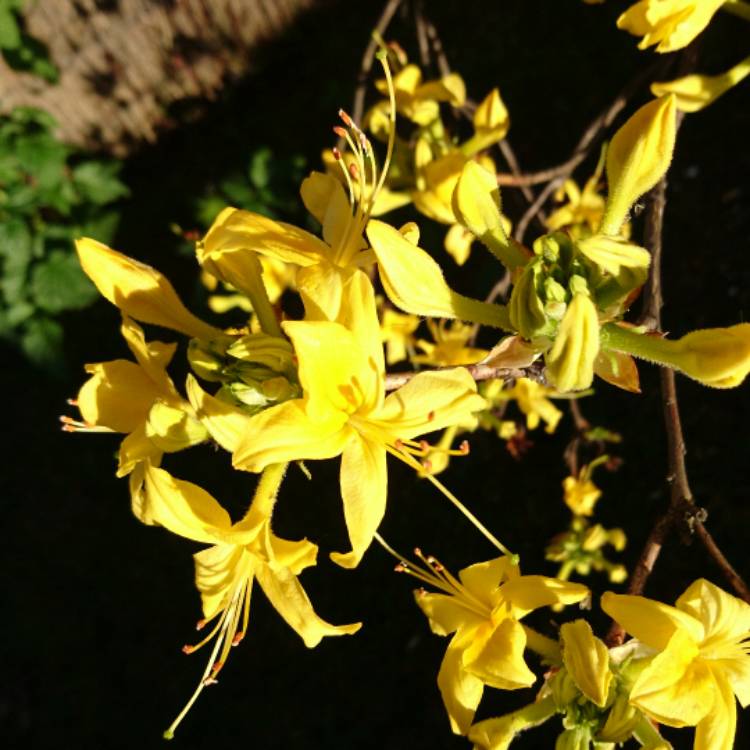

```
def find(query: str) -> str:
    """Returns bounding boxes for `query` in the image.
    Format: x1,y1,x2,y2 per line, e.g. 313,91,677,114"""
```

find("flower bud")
561,619,612,708
546,294,600,392
145,399,209,452
509,260,548,339
577,234,651,277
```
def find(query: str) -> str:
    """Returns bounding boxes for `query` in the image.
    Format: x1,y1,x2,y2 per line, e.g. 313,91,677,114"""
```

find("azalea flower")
602,579,750,750
408,552,588,733
144,463,360,737
413,319,487,367
63,315,207,521
188,271,487,568
379,304,420,365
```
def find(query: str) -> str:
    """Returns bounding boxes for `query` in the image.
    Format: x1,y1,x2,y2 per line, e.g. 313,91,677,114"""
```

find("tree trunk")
0,0,315,155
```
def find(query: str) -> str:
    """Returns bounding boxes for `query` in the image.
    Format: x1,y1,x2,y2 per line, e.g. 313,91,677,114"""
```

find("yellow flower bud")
461,88,510,156
545,294,600,392
597,692,640,743
509,261,547,339
560,619,613,707
600,96,676,235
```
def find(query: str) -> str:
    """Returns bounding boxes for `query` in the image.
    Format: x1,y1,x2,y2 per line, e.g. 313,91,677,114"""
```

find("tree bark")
0,0,315,155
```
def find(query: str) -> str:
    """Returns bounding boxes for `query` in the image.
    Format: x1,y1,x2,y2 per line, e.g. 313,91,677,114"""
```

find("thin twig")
423,16,450,78
695,522,750,602
384,363,538,391
350,0,405,128
413,0,431,68
498,138,542,219
514,176,562,243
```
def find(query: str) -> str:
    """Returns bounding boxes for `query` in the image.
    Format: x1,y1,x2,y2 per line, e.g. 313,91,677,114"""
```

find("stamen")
332,147,342,160
338,109,354,128
59,415,114,433
348,162,360,182
333,126,347,138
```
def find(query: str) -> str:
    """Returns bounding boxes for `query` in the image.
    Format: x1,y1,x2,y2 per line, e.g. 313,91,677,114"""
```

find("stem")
523,624,561,664
245,462,288,520
722,0,750,22
384,361,541,391
242,254,283,337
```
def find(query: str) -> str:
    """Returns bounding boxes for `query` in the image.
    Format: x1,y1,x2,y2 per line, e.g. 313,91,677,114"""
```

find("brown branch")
695,522,750,602
413,0,431,68
350,0,405,127
384,363,538,391
423,16,450,78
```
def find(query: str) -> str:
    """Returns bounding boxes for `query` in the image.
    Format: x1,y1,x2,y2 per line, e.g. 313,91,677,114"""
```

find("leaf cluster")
0,0,57,81
0,107,129,370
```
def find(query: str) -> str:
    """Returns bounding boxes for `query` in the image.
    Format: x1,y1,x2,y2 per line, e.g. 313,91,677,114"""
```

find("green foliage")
0,0,58,81
0,107,128,371
194,147,306,229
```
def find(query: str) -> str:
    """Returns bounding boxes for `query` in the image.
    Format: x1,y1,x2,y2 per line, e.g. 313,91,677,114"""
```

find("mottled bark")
1,0,314,155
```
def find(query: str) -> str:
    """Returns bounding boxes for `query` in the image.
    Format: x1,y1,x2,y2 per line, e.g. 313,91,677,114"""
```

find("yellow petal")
444,223,474,266
438,630,485,734
194,544,249,619
414,591,485,636
78,360,161,432
695,671,738,750
576,234,651,276
201,207,326,268
185,374,252,453
600,591,704,650
594,348,641,393
462,89,510,155
255,561,361,647
560,619,612,707
143,464,232,544
117,425,161,477
283,320,374,421
651,57,750,113
120,316,177,393
75,238,219,339
464,618,536,690
367,219,511,329
145,399,208,453
232,399,352,472
266,532,318,575
501,575,589,618
459,556,520,603
600,96,676,235
377,368,485,441
676,579,750,649
630,629,713,727
330,434,387,569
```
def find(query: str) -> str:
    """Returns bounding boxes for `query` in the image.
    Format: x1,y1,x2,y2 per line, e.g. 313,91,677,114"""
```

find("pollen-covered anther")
427,410,435,421
195,619,207,631
394,562,407,573
181,644,195,655
333,126,347,138
348,162,360,181
338,109,354,128
332,147,342,161
421,458,432,472
66,398,78,406
203,677,219,686
59,415,112,433
459,440,470,455
231,632,245,646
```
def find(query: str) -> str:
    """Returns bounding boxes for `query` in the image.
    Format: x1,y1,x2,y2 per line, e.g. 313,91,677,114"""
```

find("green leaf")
15,133,68,189
72,161,129,205
5,299,34,327
0,217,32,259
249,148,272,189
30,249,98,313
0,6,21,49
21,315,64,369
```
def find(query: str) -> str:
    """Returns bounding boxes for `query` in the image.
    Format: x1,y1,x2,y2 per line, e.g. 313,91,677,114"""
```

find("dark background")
3,1,749,748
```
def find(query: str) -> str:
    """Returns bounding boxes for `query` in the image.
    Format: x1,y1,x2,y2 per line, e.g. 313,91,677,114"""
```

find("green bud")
509,260,548,339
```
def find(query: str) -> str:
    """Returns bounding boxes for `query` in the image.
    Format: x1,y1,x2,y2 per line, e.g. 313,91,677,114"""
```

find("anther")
203,677,219,686
196,619,207,631
348,162,359,181
67,398,78,406
338,109,354,128
333,126,347,138
419,440,429,451
394,438,404,450
421,459,432,472
332,147,342,160
460,440,470,455
181,645,195,655
231,632,245,646
394,563,406,573
427,410,435,421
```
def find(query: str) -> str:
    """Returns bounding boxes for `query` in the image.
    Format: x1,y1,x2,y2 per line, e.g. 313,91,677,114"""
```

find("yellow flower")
563,474,602,517
379,305,420,365
64,316,207,522
560,619,613,708
602,579,750,750
651,56,750,112
367,62,465,128
411,553,588,734
617,0,725,53
498,378,563,434
189,272,486,568
144,464,360,738
413,319,487,367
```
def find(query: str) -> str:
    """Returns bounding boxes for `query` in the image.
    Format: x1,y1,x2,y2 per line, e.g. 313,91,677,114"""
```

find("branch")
384,362,540,391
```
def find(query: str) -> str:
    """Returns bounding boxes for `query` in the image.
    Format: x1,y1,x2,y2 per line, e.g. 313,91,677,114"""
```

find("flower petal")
695,671,738,750
414,591,485,637
143,464,231,544
194,544,250,619
330,434,387,569
377,368,486,441
255,562,361,647
501,575,589,619
232,399,352,472
676,578,750,648
464,618,537,691
630,629,713,727
201,206,324,268
459,556,520,605
76,238,220,339
601,591,704,650
438,630,485,734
